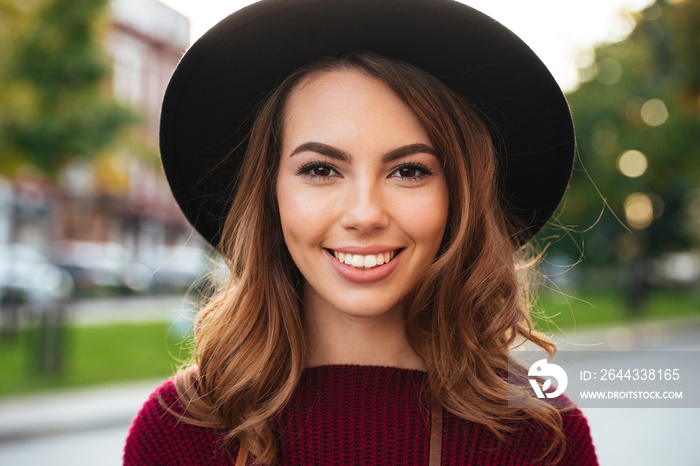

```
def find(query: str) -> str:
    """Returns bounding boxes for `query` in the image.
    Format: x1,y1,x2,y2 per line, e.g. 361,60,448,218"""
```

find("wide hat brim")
160,0,575,248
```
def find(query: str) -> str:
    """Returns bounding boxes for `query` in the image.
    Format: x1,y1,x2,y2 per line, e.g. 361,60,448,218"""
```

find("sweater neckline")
302,363,428,375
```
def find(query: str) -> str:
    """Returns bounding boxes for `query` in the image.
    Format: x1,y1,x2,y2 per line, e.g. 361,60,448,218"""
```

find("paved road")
579,338,700,466
0,382,154,466
0,425,129,466
1,300,698,465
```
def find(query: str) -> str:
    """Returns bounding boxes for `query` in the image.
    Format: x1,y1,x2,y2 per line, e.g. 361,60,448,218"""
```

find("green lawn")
0,322,191,398
0,288,697,399
534,288,700,334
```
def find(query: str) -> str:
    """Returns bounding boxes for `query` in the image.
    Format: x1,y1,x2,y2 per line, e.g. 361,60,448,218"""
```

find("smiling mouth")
326,248,403,270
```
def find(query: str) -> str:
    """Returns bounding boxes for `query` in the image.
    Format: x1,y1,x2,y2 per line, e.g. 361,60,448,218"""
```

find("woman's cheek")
278,186,333,247
394,187,449,249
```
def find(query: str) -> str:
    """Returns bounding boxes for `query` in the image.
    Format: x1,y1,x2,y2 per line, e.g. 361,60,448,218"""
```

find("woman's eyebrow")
289,142,350,161
289,142,436,163
381,143,436,163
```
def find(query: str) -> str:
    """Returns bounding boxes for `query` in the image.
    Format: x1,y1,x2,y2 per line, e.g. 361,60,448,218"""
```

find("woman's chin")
319,294,407,321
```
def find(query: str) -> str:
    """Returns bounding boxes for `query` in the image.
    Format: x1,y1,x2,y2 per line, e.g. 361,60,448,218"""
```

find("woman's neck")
302,293,425,371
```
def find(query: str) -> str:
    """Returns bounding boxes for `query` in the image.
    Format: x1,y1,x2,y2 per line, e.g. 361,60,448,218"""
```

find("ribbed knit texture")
124,365,598,465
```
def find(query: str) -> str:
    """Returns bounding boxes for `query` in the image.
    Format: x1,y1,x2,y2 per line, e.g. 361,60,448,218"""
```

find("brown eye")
312,166,332,177
297,162,338,179
389,163,432,181
398,167,417,178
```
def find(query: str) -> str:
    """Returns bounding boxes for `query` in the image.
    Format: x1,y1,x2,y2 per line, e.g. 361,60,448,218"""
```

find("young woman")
124,1,598,464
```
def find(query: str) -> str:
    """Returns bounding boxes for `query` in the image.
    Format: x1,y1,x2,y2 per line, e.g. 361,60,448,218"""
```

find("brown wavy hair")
167,52,572,464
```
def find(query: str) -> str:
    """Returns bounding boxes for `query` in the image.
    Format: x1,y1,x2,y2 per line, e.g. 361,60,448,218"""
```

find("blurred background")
0,0,698,464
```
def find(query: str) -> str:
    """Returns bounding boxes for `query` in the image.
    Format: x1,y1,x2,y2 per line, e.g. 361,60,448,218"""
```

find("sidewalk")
0,379,161,443
0,378,161,466
66,294,198,327
0,310,698,465
0,294,191,465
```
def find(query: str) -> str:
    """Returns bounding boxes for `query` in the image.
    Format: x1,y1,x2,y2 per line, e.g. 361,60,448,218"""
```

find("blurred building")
4,0,207,296
53,0,197,262
108,0,189,145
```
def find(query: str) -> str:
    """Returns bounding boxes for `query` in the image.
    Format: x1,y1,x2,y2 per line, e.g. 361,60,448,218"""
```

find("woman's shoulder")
123,379,233,465
559,405,598,465
535,392,598,464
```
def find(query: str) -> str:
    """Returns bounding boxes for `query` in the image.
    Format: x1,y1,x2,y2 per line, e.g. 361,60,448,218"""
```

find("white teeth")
352,255,364,267
331,250,399,269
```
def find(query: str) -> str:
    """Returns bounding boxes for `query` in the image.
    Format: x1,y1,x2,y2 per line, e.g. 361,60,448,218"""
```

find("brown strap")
429,398,443,466
234,401,444,466
235,444,248,466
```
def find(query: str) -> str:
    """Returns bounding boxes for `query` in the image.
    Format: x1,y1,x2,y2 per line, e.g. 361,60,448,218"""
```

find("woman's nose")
339,180,390,233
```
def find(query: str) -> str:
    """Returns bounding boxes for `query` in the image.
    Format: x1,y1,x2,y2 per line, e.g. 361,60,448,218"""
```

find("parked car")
53,240,211,296
0,242,72,307
53,240,150,295
143,245,210,292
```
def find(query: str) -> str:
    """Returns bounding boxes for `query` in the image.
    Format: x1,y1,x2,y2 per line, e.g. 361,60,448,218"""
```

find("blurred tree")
0,0,137,177
544,0,700,271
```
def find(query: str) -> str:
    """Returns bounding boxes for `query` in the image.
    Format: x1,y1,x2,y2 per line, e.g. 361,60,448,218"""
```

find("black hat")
160,0,575,248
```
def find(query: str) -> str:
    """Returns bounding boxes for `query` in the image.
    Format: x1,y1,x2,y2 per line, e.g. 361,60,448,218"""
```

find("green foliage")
545,0,700,265
0,0,137,177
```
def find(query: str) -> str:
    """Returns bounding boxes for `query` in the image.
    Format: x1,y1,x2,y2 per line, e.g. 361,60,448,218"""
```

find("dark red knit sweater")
124,365,598,465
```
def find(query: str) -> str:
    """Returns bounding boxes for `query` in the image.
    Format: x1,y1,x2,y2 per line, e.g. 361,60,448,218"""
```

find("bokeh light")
613,231,643,260
617,150,648,178
597,57,623,85
624,192,654,229
640,98,668,126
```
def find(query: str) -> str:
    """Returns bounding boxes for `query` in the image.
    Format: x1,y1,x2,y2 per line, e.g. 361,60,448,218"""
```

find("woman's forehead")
280,70,432,158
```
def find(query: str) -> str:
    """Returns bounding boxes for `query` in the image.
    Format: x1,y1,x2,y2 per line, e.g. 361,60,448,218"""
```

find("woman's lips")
325,248,404,283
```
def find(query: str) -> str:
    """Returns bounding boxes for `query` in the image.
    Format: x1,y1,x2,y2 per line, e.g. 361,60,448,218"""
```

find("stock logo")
528,359,568,399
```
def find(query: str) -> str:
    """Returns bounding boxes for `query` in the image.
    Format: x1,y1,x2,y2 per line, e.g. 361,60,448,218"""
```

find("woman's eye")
297,162,339,179
311,166,333,177
390,163,432,180
398,166,418,178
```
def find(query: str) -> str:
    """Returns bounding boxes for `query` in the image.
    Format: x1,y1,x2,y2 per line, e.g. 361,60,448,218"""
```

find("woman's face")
276,69,449,319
